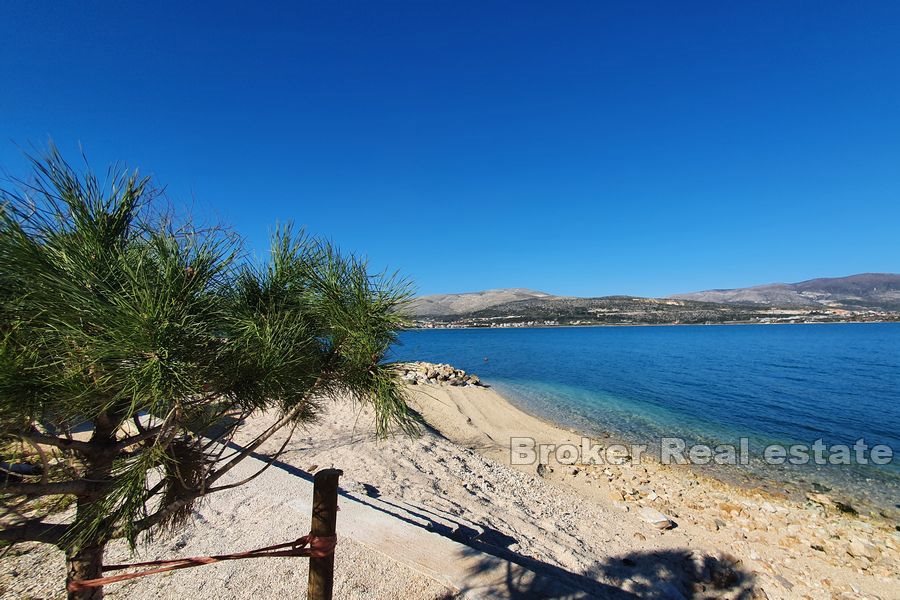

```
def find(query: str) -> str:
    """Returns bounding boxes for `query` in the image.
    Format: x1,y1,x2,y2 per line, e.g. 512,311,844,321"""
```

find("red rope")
67,534,337,592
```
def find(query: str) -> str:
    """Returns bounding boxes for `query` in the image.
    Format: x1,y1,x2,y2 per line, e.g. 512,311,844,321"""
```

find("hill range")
408,273,900,327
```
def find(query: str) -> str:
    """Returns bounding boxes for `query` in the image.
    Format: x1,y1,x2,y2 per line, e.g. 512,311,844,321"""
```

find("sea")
390,323,900,514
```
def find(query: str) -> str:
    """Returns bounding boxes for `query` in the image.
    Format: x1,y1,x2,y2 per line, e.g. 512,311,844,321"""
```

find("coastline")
407,319,900,331
407,378,899,514
3,380,897,599
394,325,900,517
404,380,899,598
482,379,900,517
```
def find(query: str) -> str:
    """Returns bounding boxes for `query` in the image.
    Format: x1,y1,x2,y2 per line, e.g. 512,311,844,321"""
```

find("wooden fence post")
308,468,342,600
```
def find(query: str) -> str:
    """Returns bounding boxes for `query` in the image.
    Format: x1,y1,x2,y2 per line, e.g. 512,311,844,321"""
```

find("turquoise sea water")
391,323,900,512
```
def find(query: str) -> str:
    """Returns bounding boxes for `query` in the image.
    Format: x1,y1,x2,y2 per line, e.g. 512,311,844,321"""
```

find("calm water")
391,323,900,512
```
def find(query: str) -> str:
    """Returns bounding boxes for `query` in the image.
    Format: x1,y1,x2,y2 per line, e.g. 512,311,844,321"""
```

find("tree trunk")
66,542,106,600
66,410,119,600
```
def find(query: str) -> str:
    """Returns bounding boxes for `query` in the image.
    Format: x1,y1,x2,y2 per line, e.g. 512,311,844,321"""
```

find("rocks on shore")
398,362,487,387
637,506,676,530
807,492,859,516
398,360,900,597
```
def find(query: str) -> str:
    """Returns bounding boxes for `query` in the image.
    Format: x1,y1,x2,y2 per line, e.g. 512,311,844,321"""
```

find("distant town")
408,274,900,329
412,306,900,329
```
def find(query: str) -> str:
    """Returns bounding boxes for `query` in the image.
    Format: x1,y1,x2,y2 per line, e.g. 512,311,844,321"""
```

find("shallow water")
391,323,900,512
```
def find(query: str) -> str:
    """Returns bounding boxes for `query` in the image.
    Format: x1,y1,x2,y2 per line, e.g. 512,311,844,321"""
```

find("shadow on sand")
241,443,756,599
448,546,756,599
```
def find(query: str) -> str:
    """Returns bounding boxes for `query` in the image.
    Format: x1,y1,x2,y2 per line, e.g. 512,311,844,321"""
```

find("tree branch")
119,492,198,537
20,430,95,455
21,437,50,485
206,423,296,493
204,396,314,488
0,479,92,497
110,425,165,453
0,519,70,546
121,397,316,538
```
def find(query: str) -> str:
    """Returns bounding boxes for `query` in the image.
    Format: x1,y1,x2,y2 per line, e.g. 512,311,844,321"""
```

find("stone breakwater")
397,362,487,387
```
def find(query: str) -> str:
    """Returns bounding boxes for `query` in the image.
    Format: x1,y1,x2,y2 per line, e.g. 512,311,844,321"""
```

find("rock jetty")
397,362,487,387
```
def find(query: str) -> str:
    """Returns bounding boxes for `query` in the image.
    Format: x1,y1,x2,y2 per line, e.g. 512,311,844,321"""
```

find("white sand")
2,379,898,599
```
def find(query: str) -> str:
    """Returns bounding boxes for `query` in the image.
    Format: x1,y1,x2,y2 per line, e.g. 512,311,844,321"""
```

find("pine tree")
0,147,415,599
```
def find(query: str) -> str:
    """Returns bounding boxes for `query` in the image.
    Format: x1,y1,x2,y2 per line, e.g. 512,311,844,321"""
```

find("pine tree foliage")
0,147,415,565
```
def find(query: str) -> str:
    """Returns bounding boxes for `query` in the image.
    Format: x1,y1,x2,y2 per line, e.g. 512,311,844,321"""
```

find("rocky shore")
398,361,486,387
402,363,899,599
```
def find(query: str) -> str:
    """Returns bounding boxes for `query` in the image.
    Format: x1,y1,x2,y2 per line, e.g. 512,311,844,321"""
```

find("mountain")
411,292,860,326
406,275,900,327
407,288,556,317
671,273,900,311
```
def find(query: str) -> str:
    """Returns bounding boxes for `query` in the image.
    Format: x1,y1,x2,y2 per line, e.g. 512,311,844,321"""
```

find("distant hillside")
462,295,791,325
671,273,900,311
407,275,900,327
408,288,556,317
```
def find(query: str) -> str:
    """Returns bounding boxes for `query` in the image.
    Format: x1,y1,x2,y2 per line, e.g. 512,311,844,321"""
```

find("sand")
402,383,899,599
2,378,898,599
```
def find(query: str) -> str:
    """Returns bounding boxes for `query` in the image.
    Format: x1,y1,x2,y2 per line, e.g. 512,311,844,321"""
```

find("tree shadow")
590,549,755,599
453,545,635,599
352,481,755,598
233,445,756,599
454,546,755,599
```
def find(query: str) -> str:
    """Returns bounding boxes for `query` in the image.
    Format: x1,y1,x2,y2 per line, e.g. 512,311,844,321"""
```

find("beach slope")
2,378,897,599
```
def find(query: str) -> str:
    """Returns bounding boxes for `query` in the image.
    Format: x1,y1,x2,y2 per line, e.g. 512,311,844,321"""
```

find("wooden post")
308,468,342,600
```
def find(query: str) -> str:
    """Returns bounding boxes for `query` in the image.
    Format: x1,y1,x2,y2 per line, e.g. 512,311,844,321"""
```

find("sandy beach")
403,379,899,598
2,370,897,599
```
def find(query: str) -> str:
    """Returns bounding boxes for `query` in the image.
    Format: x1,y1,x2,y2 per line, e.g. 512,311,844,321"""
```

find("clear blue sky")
2,2,898,297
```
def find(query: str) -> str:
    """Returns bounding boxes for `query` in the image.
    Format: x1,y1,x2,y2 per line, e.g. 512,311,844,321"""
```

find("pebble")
637,507,675,530
847,540,878,561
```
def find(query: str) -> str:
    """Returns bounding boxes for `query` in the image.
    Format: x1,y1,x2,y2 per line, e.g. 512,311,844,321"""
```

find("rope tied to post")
67,533,337,592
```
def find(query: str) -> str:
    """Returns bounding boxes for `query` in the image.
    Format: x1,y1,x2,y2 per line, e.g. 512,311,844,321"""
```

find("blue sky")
2,2,898,297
